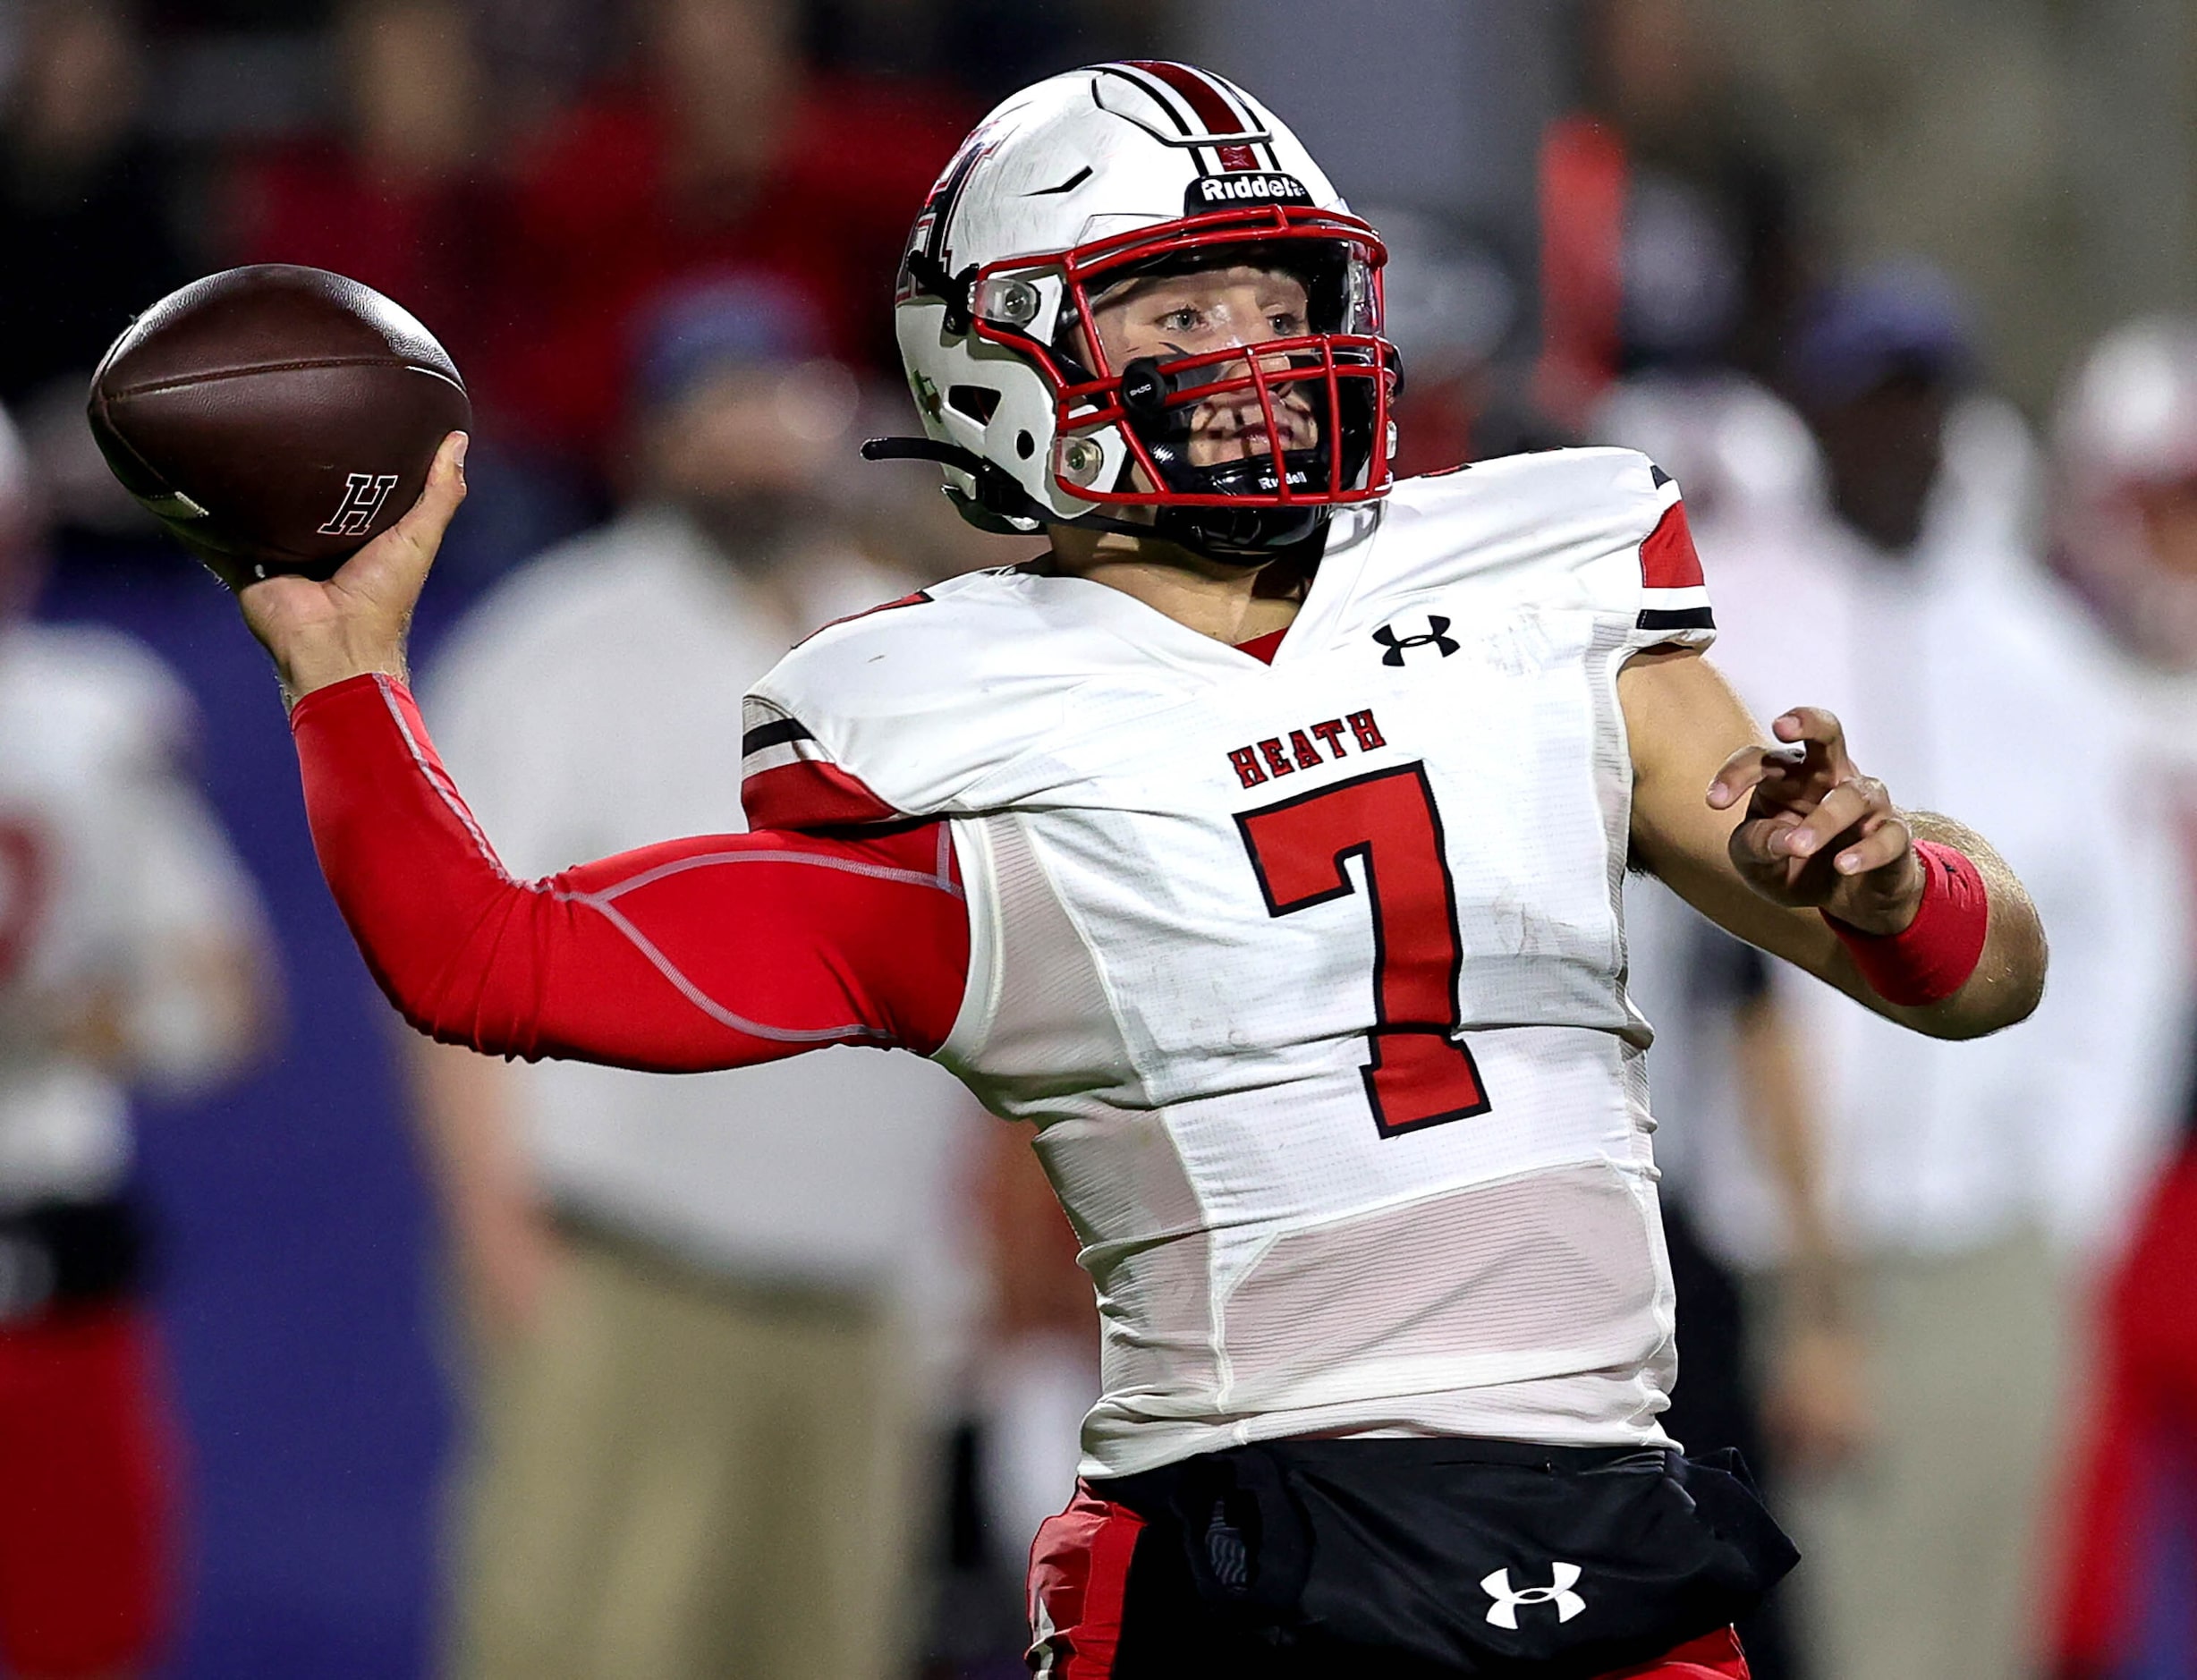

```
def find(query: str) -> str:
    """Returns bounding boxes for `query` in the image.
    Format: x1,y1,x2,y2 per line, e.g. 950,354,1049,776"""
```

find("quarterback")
238,64,2042,1680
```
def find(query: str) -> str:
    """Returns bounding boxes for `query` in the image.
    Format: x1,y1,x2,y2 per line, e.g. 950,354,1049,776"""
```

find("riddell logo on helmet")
1183,173,1312,213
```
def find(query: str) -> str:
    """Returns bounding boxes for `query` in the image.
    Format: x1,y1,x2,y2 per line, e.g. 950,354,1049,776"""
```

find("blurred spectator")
1587,0,1812,378
226,0,500,376
1639,262,2184,1680
225,0,592,589
0,0,191,539
1370,204,1519,477
409,276,984,1680
0,0,188,403
2046,316,2197,1680
463,0,622,134
1596,366,1823,536
1538,0,1812,424
486,0,971,469
0,400,276,1679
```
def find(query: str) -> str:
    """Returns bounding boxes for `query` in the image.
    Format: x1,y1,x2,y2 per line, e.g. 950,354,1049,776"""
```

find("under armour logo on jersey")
1480,1561,1586,1629
318,472,401,538
1372,616,1459,666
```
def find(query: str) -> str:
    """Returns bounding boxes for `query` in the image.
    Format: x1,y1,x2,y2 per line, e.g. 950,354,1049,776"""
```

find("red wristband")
1826,840,1989,1006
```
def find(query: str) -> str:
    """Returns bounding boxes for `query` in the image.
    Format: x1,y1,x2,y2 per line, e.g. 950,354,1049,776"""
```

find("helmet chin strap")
860,436,1328,566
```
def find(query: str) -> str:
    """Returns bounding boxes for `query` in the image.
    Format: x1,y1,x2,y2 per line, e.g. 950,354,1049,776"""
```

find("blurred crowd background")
4,1,2197,1677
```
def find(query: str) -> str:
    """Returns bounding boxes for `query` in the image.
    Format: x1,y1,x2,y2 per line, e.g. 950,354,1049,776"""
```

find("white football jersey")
744,447,1713,1475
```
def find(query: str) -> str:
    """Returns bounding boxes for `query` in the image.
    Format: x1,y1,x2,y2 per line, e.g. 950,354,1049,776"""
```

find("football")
86,265,471,589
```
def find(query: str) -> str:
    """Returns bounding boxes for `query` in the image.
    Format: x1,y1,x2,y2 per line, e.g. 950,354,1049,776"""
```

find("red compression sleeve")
290,674,971,1070
1825,839,1989,1006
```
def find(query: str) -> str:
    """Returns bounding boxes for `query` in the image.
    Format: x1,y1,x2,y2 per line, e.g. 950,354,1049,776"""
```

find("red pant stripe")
1026,1481,1145,1678
1599,1625,1752,1678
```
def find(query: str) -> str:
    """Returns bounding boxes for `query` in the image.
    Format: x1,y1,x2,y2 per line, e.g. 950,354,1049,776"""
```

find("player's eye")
1268,310,1304,335
1156,306,1202,335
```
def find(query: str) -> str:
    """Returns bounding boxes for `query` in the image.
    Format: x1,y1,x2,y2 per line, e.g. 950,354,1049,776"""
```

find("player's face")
1085,264,1319,467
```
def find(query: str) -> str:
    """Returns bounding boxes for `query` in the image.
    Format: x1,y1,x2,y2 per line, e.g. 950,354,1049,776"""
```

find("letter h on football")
318,471,401,538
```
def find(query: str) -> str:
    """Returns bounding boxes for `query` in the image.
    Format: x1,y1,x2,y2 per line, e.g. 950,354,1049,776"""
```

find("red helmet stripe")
1099,63,1193,137
1201,69,1284,170
1125,60,1254,140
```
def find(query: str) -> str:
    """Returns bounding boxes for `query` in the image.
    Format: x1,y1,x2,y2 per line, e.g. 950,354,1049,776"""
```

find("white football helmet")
869,61,1399,560
2051,316,2197,666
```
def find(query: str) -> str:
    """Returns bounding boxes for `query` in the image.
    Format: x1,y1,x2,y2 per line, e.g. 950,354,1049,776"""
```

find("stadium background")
8,0,2197,1676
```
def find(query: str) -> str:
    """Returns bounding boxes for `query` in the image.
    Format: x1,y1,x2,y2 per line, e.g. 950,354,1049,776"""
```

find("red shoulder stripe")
1640,499,1704,590
742,759,902,832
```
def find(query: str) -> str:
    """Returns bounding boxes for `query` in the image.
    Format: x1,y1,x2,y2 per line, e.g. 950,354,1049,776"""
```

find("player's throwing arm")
229,437,972,1072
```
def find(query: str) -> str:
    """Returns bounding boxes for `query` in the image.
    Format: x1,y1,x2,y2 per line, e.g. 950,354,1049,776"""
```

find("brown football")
86,265,471,589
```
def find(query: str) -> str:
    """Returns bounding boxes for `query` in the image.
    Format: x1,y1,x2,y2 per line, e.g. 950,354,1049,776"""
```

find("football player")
233,64,2043,1680
2045,317,2197,1680
0,404,274,1680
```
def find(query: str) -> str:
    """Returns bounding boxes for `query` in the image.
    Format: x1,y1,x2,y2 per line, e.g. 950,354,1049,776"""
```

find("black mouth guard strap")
861,436,1042,526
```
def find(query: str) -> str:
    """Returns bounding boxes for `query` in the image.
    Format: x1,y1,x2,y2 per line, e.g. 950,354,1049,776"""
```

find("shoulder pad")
1376,449,1710,648
742,571,1076,829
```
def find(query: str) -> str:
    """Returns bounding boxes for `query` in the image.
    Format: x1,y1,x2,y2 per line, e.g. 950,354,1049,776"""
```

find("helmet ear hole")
947,386,1001,424
1015,430,1035,459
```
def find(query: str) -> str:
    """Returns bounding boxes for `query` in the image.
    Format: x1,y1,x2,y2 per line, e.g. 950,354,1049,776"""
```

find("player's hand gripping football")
1706,707,1924,936
235,431,468,703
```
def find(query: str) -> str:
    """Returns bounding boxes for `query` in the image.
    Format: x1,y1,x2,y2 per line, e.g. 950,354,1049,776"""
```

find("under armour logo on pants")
1372,615,1460,666
1481,1561,1587,1628
318,471,401,537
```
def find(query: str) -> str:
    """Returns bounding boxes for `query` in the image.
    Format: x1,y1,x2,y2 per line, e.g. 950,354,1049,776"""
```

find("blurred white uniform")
0,622,266,1219
0,617,267,1676
423,505,984,1680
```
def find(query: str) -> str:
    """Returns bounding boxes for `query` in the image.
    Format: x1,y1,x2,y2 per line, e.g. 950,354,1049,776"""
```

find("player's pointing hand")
1707,707,1923,935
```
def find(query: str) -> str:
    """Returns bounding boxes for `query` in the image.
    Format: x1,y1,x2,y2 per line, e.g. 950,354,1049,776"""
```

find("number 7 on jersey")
1234,762,1492,1137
